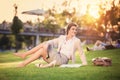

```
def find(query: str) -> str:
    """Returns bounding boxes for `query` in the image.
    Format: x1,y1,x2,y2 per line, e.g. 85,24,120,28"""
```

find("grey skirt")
46,44,69,66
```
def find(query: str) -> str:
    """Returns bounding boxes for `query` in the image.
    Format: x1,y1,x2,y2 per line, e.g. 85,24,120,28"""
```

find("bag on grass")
92,57,112,66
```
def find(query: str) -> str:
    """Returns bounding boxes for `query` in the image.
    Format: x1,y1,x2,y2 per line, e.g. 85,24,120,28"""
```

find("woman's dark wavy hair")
66,22,77,35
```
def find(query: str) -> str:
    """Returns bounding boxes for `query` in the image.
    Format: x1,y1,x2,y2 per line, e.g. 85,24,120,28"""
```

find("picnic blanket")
59,64,82,68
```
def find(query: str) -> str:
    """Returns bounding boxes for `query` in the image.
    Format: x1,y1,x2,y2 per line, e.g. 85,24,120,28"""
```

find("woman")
14,22,87,68
86,39,120,51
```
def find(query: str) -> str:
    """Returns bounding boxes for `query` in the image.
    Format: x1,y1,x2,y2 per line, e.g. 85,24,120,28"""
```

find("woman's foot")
17,62,25,68
13,53,26,59
35,64,44,68
86,47,90,51
86,47,93,51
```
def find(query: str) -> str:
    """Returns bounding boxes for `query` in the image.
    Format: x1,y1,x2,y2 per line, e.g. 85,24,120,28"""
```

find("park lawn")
0,49,120,80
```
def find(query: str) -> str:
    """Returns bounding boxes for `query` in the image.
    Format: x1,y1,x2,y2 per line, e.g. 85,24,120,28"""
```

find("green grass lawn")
0,49,120,80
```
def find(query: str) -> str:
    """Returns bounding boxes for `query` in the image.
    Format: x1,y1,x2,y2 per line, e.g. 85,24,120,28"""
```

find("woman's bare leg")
94,40,102,46
87,40,102,51
17,44,48,67
14,42,46,59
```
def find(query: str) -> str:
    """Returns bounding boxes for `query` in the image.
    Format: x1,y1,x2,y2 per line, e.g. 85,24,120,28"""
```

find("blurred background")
0,0,120,52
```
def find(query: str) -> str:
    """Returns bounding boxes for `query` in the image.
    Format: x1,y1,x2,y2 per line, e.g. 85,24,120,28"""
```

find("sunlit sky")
0,0,118,23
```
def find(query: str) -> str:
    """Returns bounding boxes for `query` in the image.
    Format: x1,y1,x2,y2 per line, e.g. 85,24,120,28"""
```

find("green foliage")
98,1,120,26
0,35,10,50
11,16,23,35
11,16,23,52
55,14,67,27
70,15,82,28
108,1,120,25
43,19,60,33
80,14,96,27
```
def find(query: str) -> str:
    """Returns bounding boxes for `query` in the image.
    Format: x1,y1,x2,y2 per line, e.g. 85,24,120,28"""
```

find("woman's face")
68,26,77,36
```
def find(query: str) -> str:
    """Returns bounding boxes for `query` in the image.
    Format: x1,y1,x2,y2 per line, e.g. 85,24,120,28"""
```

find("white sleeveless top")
58,35,75,59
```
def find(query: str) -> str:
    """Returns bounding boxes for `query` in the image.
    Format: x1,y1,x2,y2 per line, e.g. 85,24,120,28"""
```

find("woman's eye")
72,29,77,31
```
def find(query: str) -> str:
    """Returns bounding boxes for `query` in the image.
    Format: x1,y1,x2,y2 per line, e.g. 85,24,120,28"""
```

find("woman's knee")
41,44,49,51
39,44,49,56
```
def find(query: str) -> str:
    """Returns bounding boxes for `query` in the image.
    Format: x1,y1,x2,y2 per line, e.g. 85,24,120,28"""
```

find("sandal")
35,64,42,68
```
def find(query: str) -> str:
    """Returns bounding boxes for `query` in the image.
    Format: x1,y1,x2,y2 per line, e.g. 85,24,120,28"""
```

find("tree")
93,0,120,40
11,16,23,52
80,5,97,28
11,16,23,34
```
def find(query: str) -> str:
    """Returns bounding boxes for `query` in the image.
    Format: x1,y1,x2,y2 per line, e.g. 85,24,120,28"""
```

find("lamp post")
13,4,18,16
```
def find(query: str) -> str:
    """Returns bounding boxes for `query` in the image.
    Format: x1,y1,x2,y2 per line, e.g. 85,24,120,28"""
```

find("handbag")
92,57,112,66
